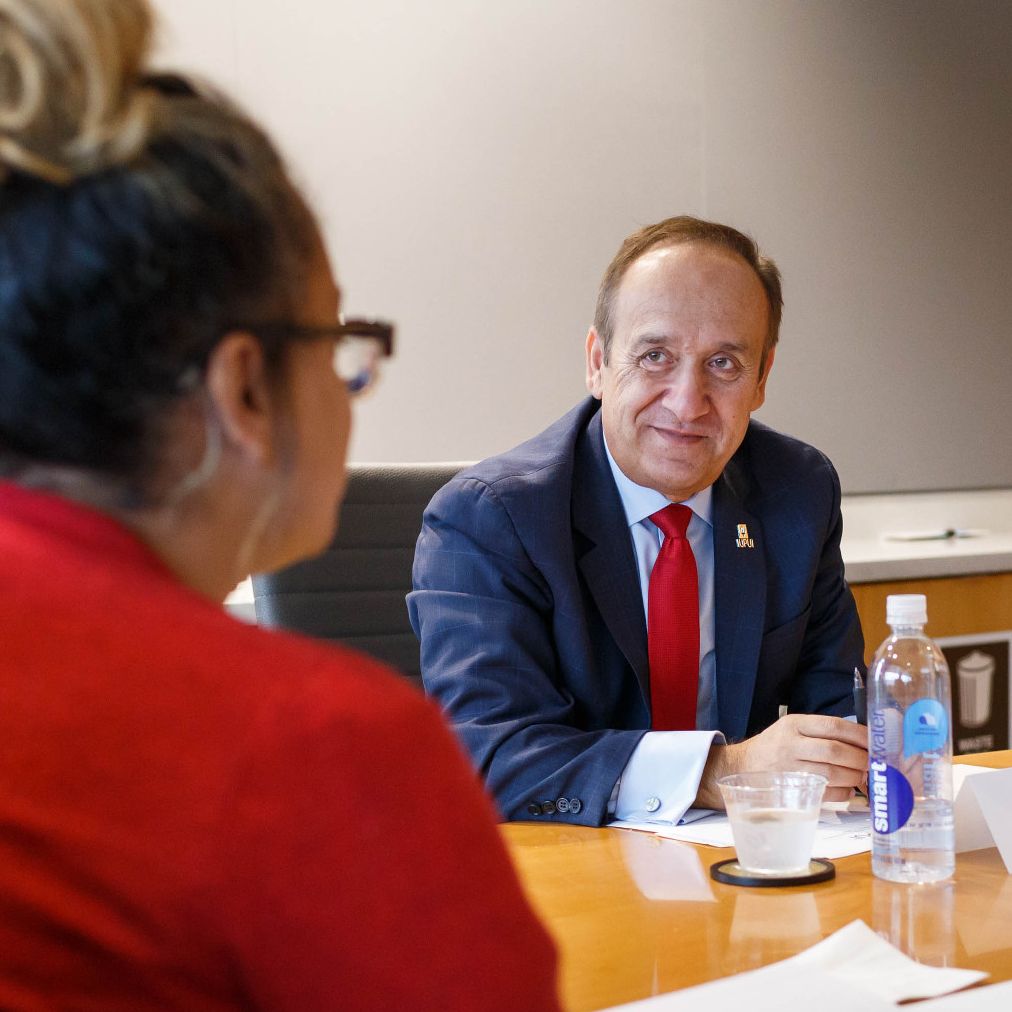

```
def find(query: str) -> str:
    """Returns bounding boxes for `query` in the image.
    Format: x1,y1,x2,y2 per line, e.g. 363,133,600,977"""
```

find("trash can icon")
956,650,995,728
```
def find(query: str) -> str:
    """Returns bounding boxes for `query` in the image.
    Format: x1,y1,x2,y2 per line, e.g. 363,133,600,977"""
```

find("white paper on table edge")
958,767,1012,873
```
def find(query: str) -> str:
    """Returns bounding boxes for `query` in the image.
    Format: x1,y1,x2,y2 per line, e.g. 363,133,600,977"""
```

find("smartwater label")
903,699,948,758
869,760,914,834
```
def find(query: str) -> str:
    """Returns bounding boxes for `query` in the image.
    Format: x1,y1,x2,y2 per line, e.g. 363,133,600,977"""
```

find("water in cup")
731,807,820,875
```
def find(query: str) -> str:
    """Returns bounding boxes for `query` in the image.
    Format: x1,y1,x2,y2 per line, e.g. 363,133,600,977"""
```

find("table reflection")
618,831,715,903
872,878,956,966
723,890,824,976
956,866,1012,957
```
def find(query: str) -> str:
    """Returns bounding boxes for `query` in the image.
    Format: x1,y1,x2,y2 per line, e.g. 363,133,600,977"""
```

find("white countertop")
841,488,1012,582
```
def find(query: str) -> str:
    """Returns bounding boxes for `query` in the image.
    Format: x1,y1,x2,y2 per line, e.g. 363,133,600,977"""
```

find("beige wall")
154,0,1012,494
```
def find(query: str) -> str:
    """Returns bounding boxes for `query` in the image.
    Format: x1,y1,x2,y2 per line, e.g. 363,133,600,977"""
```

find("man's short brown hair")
593,215,783,376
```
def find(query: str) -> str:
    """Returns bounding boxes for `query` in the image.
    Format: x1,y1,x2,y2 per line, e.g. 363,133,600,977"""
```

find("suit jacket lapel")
712,459,767,741
572,411,650,698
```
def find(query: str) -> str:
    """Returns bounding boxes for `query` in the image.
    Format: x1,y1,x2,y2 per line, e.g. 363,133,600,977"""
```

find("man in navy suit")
409,216,867,827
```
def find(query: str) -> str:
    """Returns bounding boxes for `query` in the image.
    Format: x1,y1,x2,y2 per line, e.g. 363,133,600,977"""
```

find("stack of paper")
610,763,1012,868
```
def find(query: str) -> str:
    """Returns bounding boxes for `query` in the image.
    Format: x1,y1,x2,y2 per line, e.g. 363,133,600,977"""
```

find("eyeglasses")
241,316,395,395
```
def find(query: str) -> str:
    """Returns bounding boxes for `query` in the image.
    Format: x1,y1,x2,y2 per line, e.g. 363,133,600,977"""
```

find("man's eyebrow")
710,340,753,356
627,334,669,352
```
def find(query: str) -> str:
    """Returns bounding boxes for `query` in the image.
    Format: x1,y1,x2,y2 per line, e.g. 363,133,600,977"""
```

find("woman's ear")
203,331,279,465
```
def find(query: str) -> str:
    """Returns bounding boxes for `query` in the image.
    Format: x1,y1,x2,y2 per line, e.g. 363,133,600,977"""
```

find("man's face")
586,243,774,501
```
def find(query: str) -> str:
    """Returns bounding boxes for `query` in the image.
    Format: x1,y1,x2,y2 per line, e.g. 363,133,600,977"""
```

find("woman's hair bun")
0,0,155,183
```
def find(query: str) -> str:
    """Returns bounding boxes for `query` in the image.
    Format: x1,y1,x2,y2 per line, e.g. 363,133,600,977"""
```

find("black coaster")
710,857,836,888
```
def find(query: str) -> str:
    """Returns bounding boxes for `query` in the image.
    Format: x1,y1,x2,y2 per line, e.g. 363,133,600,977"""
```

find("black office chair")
251,462,468,686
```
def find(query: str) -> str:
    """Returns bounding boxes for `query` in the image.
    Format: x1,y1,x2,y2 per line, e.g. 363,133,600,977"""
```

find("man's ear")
203,331,279,464
751,345,776,411
585,327,605,399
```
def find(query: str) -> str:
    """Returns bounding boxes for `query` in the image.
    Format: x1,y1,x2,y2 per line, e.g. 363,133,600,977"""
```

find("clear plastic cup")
718,771,828,876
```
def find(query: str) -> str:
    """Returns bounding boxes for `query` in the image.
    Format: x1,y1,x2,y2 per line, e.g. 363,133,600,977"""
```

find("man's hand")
695,715,868,809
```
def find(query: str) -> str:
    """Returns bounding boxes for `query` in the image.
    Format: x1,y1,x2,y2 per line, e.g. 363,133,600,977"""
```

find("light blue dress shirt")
602,435,724,824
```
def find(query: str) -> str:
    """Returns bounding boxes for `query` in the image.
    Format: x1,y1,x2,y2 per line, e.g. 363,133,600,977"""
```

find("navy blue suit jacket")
408,399,864,826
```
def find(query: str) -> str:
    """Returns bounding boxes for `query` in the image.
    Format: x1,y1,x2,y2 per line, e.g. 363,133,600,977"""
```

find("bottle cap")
886,593,928,625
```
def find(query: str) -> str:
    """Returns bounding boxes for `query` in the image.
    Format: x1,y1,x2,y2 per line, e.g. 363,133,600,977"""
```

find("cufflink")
645,796,661,813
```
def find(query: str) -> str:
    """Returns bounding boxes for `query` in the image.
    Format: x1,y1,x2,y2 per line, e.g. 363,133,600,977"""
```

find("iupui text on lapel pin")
735,523,755,549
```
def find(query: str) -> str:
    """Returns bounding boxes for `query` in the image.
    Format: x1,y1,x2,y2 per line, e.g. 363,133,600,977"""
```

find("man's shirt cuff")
611,730,725,824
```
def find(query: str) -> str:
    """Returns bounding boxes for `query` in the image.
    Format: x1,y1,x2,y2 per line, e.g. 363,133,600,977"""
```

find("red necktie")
647,504,699,731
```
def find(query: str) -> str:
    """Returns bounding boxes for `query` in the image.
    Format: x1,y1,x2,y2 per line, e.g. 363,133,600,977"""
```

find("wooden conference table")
501,751,1012,1012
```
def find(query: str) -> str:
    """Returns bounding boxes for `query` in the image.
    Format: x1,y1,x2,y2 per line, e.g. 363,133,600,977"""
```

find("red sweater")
0,483,559,1011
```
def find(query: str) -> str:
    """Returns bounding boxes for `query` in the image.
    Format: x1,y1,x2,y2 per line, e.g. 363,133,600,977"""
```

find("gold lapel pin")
735,523,755,549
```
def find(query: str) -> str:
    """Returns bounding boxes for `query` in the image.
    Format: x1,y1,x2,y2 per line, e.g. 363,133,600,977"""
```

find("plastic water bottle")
867,594,954,883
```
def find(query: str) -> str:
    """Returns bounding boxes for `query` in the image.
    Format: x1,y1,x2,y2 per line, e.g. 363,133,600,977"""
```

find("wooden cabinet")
851,572,1012,664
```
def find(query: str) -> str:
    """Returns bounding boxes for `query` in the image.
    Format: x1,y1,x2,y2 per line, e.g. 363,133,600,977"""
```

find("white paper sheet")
954,766,1012,873
606,919,988,1010
953,763,997,853
786,919,985,1003
609,964,893,1011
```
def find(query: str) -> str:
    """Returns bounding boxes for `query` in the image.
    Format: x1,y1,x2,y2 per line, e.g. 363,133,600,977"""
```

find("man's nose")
659,365,709,422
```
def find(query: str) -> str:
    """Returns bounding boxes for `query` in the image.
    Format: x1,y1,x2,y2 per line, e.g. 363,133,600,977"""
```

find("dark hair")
593,215,783,375
0,0,319,501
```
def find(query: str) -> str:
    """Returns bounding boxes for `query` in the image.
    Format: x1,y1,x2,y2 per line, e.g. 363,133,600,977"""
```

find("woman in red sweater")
0,1,559,1009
